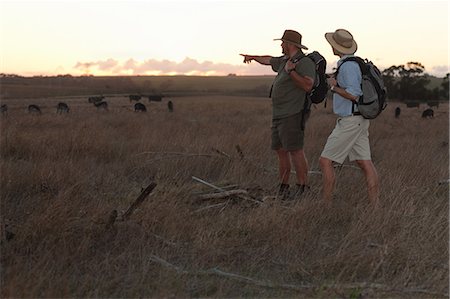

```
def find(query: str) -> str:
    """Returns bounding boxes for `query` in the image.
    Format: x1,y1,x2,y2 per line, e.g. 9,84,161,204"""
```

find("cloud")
74,57,273,76
97,58,118,71
430,65,449,77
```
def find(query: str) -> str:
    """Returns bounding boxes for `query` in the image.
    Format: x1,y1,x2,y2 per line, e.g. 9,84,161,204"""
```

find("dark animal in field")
395,107,401,118
148,95,163,102
134,103,146,112
422,108,434,118
56,102,70,114
129,95,142,102
168,100,174,112
28,104,42,114
0,104,7,115
88,96,105,103
94,101,108,111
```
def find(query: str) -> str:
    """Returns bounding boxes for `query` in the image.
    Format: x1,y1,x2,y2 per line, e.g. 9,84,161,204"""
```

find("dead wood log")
192,176,261,205
198,189,248,200
122,182,157,221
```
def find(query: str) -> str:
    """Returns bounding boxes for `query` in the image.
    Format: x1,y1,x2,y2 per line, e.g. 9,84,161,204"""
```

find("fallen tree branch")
198,189,248,200
148,254,448,297
192,176,261,205
211,147,231,159
192,176,225,192
122,182,157,221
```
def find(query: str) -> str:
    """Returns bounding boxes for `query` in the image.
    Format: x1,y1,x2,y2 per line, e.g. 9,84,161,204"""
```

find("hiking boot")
277,183,290,200
289,184,310,200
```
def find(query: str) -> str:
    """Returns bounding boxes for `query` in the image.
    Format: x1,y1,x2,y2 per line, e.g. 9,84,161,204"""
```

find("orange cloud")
74,57,273,76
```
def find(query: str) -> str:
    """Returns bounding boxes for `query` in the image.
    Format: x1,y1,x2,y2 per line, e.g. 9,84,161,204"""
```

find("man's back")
333,56,362,117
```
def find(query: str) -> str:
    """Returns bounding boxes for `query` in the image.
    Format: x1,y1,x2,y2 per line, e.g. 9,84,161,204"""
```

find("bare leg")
276,149,291,184
289,149,309,185
319,156,335,202
356,160,380,205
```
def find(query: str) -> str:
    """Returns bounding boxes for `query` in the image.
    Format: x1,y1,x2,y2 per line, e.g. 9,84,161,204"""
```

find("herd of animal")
0,98,437,118
394,106,435,119
0,94,174,115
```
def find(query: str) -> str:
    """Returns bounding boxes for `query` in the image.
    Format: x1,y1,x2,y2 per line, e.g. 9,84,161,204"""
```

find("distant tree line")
382,62,449,103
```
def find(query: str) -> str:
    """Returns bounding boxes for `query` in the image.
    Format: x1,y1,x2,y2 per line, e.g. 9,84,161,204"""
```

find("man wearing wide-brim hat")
319,28,379,205
240,29,316,200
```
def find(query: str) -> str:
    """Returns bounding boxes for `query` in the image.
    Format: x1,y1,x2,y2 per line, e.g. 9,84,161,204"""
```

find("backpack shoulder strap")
335,56,366,76
291,54,313,64
337,56,366,74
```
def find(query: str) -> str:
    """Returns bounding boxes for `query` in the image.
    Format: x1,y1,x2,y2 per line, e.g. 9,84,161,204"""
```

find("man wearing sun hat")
240,30,316,200
319,28,379,205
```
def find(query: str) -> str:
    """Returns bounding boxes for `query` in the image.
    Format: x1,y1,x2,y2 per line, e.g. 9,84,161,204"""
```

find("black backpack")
293,51,328,104
336,56,387,119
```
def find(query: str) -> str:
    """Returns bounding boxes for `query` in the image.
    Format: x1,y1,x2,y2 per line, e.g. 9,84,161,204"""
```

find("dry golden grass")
0,95,448,298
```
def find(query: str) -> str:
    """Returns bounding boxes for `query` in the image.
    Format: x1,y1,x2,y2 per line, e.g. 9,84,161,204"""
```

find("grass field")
0,94,448,298
0,75,275,99
0,74,446,100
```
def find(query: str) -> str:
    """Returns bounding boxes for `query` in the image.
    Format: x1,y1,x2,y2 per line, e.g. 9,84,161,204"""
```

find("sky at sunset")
0,0,448,77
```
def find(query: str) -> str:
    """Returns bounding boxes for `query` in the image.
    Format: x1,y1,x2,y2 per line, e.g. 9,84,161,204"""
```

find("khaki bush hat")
274,29,308,50
325,29,357,54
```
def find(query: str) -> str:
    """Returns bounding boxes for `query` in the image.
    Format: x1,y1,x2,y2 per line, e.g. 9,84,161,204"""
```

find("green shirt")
270,51,316,119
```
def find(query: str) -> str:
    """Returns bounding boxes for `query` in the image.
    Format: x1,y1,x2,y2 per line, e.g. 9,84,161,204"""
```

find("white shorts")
321,115,371,164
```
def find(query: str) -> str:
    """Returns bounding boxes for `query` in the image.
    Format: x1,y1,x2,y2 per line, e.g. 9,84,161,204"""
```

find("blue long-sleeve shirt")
333,55,362,117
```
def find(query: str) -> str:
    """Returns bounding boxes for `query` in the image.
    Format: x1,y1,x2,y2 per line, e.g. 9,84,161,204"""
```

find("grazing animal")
88,96,104,103
94,101,108,111
167,100,174,112
134,103,147,112
422,108,434,118
56,102,70,114
0,104,7,115
28,104,42,114
395,107,401,118
148,95,163,102
129,95,142,102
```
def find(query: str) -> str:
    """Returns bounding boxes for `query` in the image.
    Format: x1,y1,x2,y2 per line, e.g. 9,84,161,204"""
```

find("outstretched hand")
239,54,253,64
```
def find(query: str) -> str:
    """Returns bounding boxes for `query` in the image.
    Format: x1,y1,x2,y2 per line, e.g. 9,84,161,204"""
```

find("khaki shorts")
321,115,371,164
271,112,305,151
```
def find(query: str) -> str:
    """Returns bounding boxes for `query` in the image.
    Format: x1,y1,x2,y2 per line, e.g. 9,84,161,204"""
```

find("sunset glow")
0,0,448,77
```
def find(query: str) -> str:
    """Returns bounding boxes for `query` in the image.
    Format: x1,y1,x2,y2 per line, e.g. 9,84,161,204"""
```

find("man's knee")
276,148,289,157
288,148,304,157
356,160,373,171
319,156,332,169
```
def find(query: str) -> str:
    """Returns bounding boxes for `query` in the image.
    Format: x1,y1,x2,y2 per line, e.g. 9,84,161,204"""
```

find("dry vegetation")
0,94,448,298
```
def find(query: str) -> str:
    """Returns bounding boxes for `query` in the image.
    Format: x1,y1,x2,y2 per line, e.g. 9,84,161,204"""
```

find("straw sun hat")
325,29,358,55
